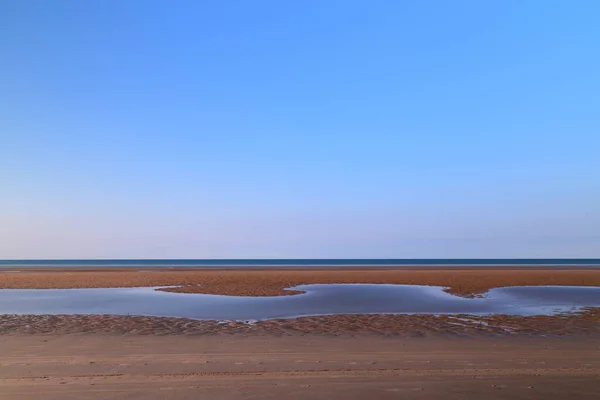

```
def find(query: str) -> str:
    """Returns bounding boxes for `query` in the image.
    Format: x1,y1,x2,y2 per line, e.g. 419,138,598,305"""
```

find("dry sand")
2,267,600,296
1,335,599,400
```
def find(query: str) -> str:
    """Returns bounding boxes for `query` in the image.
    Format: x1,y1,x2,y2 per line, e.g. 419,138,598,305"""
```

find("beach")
3,267,600,296
1,335,599,399
2,267,600,335
1,267,600,399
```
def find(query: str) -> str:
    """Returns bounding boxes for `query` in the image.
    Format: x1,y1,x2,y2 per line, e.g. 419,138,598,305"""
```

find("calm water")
1,259,600,268
1,284,599,320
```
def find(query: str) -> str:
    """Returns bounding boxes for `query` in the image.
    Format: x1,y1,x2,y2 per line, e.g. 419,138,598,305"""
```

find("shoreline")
3,264,600,270
3,265,600,271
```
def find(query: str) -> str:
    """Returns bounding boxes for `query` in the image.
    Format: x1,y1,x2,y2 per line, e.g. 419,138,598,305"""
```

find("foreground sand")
1,335,599,400
2,267,600,296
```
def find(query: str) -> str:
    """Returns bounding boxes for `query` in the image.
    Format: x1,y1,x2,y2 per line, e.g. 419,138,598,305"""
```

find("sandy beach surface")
3,267,600,296
1,268,600,398
1,335,599,400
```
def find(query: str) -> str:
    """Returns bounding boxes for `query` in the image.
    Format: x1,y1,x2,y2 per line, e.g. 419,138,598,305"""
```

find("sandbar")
2,267,600,297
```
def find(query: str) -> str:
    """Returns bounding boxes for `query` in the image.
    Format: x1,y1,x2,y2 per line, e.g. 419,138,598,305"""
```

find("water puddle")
0,284,599,320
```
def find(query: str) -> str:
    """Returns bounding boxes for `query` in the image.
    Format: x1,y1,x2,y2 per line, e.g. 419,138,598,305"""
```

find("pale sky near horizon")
1,1,599,259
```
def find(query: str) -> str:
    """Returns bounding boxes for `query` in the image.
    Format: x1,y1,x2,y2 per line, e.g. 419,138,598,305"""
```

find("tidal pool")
0,284,599,321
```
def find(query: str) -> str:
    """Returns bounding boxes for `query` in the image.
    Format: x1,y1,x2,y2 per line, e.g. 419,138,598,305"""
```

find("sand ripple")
1,309,599,337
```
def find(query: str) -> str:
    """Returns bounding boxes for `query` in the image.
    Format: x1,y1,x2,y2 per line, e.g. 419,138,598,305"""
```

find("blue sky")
1,0,599,258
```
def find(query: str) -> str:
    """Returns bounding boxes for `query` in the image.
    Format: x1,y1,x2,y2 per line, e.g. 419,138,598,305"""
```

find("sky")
1,0,599,259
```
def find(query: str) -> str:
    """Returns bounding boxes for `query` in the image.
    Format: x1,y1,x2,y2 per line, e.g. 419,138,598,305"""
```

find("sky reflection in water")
1,284,599,321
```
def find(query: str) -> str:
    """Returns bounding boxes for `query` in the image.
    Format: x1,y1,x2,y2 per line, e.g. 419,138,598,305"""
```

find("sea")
1,259,599,268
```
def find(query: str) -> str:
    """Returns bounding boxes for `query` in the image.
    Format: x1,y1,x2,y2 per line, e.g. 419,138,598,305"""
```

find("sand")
2,268,600,398
2,267,600,297
2,267,600,336
1,309,600,337
2,267,600,337
1,335,599,399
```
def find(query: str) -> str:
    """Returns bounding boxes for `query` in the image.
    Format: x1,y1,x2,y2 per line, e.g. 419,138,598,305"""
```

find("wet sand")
2,267,600,297
1,335,599,400
1,308,599,336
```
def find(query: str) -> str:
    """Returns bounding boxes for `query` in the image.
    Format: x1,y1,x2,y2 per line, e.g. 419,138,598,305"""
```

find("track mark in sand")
2,367,600,384
0,351,382,364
